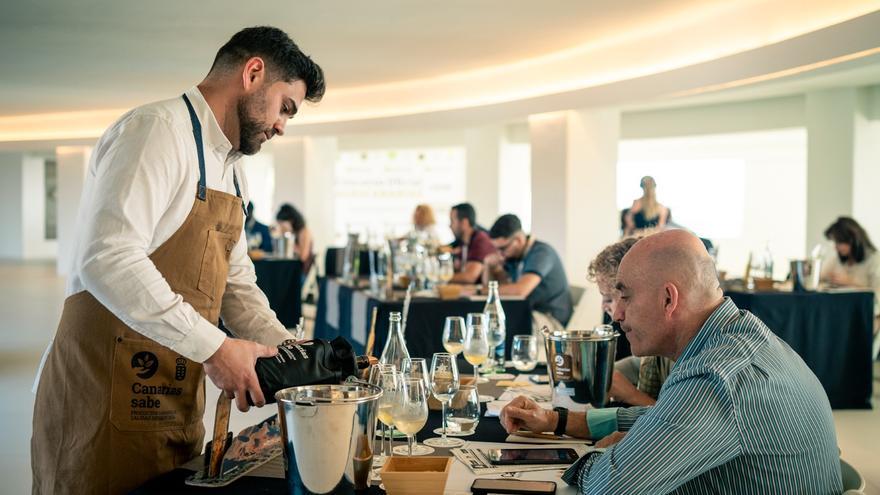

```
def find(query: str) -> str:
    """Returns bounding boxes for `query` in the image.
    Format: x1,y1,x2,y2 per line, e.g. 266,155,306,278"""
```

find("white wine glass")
442,316,466,356
511,335,538,372
445,384,480,436
368,364,395,466
424,353,464,448
464,313,490,384
438,254,454,284
377,370,402,458
391,378,430,456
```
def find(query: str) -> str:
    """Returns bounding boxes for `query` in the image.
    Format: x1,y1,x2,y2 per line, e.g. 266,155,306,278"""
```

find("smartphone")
486,448,579,465
471,478,557,494
529,374,550,384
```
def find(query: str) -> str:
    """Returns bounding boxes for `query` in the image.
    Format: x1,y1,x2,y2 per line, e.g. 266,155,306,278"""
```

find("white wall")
618,129,808,280
852,89,880,245
56,146,91,276
0,153,24,259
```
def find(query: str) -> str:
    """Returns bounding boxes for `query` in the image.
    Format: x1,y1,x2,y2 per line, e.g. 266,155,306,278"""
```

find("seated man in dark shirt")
485,214,572,329
448,203,497,284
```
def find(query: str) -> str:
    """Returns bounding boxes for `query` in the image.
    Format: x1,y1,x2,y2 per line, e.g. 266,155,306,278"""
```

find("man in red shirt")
448,203,497,283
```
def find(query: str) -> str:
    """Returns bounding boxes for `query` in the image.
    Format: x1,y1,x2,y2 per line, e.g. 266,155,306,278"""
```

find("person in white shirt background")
31,26,325,494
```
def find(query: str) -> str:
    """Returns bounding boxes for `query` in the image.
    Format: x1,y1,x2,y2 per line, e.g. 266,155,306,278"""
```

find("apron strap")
182,94,247,217
181,94,208,202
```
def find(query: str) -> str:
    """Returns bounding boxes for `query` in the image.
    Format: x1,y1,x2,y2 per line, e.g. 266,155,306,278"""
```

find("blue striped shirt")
562,297,843,494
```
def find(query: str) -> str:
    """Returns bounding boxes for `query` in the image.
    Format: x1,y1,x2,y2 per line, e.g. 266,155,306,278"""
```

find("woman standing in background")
276,203,314,271
623,176,669,236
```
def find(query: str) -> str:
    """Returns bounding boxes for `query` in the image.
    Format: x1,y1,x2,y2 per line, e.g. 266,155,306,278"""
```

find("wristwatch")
553,407,569,436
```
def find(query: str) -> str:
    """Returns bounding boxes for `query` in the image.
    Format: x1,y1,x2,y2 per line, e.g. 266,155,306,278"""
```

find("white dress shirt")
53,87,290,364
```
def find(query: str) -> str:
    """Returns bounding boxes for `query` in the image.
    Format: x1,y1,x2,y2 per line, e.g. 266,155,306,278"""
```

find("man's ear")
663,282,679,319
241,57,267,92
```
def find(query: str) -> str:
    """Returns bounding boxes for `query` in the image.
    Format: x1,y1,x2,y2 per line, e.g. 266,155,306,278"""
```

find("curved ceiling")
0,0,878,141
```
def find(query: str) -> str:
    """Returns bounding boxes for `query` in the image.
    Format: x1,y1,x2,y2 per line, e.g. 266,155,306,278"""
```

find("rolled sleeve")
587,407,619,440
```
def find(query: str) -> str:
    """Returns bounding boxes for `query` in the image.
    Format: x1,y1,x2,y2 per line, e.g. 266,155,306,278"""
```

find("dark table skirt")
253,259,302,329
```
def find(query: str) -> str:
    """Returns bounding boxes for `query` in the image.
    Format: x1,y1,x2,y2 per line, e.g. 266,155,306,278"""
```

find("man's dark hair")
276,203,306,232
489,214,523,239
824,216,876,263
451,203,476,228
210,26,325,103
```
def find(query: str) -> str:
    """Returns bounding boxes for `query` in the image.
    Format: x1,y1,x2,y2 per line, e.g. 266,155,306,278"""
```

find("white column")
303,137,338,256
21,155,57,259
529,109,620,327
805,89,857,250
852,89,880,242
0,152,24,259
56,146,91,276
464,125,502,227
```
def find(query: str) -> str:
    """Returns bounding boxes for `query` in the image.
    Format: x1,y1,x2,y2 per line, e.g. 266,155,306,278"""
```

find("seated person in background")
276,203,314,271
447,203,496,284
411,203,442,246
245,202,274,254
588,237,674,406
623,175,669,236
485,214,572,332
501,230,842,494
821,216,880,333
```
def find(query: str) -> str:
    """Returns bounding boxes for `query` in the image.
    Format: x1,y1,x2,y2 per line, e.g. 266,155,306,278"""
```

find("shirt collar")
184,86,236,159
676,297,741,363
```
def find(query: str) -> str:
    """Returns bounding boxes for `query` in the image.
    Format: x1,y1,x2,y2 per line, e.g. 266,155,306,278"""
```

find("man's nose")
612,304,625,323
272,119,286,137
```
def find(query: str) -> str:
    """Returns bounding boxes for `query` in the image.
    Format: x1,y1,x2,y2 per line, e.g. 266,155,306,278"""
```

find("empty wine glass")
402,358,430,392
377,370,402,458
391,378,430,456
442,316,466,356
512,335,538,372
464,313,489,384
424,353,464,448
445,384,480,436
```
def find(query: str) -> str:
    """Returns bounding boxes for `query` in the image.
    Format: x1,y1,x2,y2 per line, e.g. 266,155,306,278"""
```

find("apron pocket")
197,229,236,300
110,337,202,432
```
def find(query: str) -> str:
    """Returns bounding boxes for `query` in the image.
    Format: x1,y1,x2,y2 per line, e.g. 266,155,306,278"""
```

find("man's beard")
236,90,268,156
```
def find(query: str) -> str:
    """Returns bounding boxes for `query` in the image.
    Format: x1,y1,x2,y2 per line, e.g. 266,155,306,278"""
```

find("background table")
253,259,302,329
315,278,533,365
726,289,874,409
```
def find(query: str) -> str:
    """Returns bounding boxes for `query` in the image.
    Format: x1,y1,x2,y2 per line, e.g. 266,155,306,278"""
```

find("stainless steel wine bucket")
542,325,619,408
276,384,382,494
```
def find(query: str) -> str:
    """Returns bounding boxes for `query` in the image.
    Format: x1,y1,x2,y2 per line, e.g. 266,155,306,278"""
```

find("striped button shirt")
562,297,843,494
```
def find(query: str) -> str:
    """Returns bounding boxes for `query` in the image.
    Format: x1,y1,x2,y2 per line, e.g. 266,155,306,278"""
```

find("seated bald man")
500,230,842,494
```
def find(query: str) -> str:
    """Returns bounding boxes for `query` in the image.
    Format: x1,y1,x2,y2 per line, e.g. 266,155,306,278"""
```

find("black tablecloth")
315,278,533,366
726,290,874,409
133,369,533,494
254,259,302,329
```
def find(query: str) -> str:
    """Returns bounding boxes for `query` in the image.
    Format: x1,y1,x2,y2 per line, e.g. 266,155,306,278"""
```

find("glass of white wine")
442,316,466,356
424,352,464,448
391,378,429,456
398,358,434,455
368,364,396,465
438,254,454,284
464,313,490,384
511,335,538,372
445,384,480,436
377,370,402,458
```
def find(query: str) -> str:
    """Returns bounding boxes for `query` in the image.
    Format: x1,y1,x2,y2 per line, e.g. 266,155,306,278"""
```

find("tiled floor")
1,262,878,494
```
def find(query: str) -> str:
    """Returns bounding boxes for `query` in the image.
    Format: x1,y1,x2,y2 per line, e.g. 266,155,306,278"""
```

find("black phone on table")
486,448,579,465
471,478,557,494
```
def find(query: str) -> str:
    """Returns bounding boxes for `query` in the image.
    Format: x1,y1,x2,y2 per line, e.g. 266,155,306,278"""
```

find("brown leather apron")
31,94,246,494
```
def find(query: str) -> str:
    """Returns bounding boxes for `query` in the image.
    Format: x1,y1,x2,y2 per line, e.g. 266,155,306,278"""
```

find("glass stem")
389,426,395,457
441,402,448,439
379,422,386,457
408,435,413,456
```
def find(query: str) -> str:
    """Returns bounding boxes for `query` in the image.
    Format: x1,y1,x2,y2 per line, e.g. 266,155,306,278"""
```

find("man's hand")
595,431,627,448
204,337,278,412
610,370,656,407
483,252,504,269
500,396,557,434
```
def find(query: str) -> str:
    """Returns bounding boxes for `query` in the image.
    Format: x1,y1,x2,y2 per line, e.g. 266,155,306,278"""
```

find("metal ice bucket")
542,325,619,408
276,383,382,494
790,258,821,292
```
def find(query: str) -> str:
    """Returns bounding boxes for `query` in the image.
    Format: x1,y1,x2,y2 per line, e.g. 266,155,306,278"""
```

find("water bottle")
379,312,410,372
484,281,506,372
763,242,774,279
